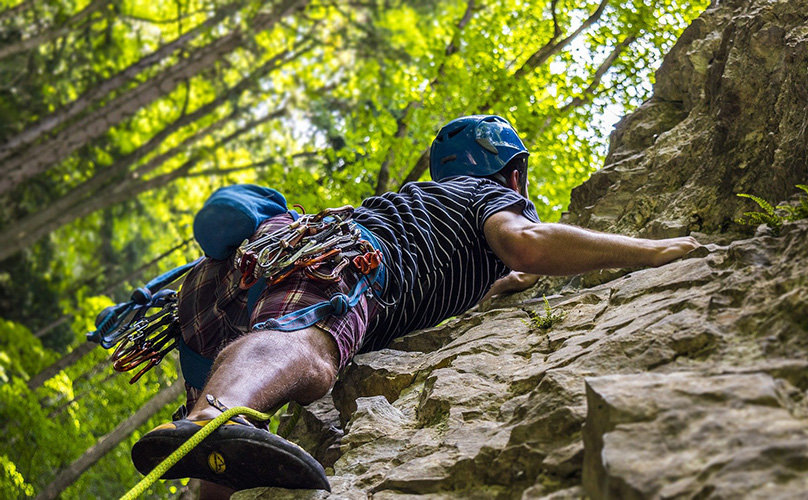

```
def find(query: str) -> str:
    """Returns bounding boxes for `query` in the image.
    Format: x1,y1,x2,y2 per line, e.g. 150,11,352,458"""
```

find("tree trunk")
373,0,475,195
32,237,191,342
32,381,184,500
0,39,311,261
27,342,97,391
16,107,288,238
374,109,410,196
47,371,120,418
0,2,239,163
0,0,307,196
0,0,108,60
400,148,430,186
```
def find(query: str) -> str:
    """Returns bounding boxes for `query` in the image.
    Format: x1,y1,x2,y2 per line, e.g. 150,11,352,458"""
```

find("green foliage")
781,184,808,220
0,320,57,382
0,453,35,498
0,346,183,499
735,185,808,236
526,296,565,330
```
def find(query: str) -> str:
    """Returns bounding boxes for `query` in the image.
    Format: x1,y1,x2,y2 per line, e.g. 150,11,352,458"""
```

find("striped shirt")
353,176,540,352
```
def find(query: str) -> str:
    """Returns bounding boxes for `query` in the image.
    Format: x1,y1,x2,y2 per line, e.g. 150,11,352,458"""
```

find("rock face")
236,0,808,498
566,0,808,237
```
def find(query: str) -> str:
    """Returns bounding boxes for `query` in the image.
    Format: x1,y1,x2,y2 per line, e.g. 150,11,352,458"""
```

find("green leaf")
737,193,776,215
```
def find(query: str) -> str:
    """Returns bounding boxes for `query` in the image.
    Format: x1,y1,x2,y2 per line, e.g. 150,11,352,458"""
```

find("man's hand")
479,271,540,305
649,236,701,267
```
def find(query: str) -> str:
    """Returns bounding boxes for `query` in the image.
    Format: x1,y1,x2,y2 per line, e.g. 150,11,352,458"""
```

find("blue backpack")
194,184,291,260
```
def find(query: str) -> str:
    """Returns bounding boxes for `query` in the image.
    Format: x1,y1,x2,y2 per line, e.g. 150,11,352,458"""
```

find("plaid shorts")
177,213,377,405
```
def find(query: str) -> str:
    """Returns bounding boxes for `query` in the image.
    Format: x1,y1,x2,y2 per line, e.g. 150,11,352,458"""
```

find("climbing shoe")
131,418,331,492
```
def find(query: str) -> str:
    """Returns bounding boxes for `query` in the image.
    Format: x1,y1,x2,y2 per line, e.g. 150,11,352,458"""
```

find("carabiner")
128,354,162,384
352,250,383,275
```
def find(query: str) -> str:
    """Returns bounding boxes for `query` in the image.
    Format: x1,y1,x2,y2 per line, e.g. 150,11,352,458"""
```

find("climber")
131,115,700,499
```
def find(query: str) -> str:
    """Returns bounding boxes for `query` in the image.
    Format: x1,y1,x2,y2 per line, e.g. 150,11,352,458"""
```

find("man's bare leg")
186,326,340,499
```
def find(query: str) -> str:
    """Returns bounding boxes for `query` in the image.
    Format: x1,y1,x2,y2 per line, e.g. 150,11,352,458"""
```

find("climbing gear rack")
235,205,382,290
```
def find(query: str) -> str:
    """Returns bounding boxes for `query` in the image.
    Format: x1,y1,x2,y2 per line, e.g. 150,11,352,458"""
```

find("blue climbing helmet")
429,115,529,181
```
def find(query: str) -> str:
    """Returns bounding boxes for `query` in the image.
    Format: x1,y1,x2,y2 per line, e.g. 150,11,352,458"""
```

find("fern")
526,295,565,329
736,184,808,236
778,184,808,221
737,193,777,215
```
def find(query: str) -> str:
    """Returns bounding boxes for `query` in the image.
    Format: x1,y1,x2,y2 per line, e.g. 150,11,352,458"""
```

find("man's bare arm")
483,209,700,275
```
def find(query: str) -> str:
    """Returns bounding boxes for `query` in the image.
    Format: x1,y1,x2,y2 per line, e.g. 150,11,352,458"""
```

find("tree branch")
398,0,612,187
120,8,213,25
550,0,561,39
374,0,476,195
539,31,637,133
512,0,609,81
184,150,315,178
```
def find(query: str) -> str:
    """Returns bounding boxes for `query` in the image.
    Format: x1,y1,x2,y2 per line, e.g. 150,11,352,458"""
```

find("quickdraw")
92,288,181,384
235,205,382,290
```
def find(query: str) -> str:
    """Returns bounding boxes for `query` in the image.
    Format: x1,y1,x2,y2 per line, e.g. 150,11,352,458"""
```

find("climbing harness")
179,207,386,390
83,188,369,498
87,204,386,386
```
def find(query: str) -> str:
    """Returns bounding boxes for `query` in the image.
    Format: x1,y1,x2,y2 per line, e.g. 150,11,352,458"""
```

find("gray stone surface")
583,372,808,500
235,0,808,498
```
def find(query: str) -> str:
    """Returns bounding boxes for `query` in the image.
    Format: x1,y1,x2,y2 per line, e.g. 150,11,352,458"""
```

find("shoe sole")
131,422,330,491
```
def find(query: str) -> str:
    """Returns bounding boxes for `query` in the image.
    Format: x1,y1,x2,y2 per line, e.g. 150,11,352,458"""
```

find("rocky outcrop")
566,0,808,237
236,0,808,498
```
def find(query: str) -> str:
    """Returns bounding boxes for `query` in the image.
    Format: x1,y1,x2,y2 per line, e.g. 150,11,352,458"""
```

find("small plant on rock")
735,184,808,236
527,296,565,329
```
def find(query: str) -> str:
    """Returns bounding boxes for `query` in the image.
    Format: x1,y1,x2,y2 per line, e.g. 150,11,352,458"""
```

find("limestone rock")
583,372,808,499
564,0,808,237
277,394,343,468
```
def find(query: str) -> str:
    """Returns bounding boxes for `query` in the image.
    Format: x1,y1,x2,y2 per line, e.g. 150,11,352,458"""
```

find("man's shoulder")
399,176,508,196
358,177,521,218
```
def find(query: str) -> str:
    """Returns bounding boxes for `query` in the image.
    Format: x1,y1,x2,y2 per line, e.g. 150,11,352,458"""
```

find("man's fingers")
653,237,702,267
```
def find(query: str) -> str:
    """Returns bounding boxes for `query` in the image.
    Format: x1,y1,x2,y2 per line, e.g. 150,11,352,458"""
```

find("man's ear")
508,169,520,192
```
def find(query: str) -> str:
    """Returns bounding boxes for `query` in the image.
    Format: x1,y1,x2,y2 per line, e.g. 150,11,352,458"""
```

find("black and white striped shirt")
354,176,540,352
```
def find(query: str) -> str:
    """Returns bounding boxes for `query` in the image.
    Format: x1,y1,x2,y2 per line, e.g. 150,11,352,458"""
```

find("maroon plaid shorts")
177,213,377,404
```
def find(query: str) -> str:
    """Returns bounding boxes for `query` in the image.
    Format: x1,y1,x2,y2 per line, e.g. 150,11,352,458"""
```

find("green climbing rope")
277,401,302,439
118,406,273,500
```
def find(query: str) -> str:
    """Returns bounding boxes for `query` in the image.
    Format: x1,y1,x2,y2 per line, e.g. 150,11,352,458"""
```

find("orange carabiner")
128,355,162,384
352,250,382,275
